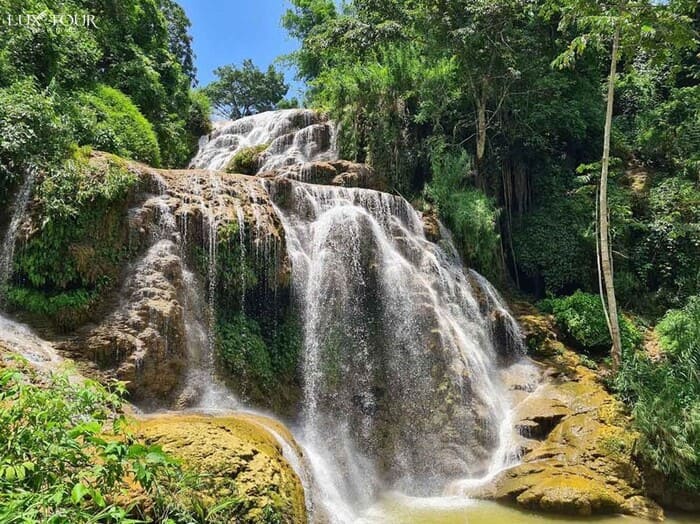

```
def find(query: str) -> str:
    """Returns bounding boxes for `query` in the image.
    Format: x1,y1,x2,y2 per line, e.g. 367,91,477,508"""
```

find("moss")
226,144,269,175
218,313,274,390
215,220,258,309
9,154,142,330
134,414,306,524
489,308,664,519
216,312,302,411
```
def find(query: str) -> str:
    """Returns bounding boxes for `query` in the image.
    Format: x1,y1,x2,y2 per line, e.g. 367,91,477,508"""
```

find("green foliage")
637,85,700,178
0,79,71,206
218,313,274,389
0,1,101,89
72,85,161,166
633,176,700,310
425,145,500,276
0,364,189,523
281,0,338,81
540,290,642,353
512,171,596,295
0,0,202,168
276,97,301,110
615,296,700,492
205,59,289,120
226,144,269,175
10,155,139,329
214,222,258,307
283,0,697,310
186,89,213,150
217,312,302,405
5,287,97,332
312,43,444,192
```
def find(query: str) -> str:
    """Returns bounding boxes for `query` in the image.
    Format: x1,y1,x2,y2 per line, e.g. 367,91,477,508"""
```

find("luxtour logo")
4,11,98,28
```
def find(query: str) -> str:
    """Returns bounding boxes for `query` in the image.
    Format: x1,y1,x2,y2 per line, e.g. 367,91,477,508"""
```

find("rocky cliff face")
51,154,290,406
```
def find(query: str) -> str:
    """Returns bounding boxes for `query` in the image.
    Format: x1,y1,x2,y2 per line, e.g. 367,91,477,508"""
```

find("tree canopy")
204,59,289,120
0,0,210,174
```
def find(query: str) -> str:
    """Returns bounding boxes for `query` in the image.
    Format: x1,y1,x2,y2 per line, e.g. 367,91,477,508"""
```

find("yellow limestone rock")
481,309,663,521
135,413,307,524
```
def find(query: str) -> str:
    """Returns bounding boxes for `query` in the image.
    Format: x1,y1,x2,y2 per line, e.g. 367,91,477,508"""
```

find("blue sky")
177,0,305,98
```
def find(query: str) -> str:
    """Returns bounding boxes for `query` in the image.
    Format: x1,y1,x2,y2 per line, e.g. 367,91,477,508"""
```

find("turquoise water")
355,494,700,524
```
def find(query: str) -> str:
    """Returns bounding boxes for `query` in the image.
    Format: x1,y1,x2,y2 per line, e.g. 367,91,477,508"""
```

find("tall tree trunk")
600,26,623,373
476,95,487,176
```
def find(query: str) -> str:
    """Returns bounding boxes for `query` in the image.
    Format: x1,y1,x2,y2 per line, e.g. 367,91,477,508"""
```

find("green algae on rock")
135,413,307,524
474,307,663,520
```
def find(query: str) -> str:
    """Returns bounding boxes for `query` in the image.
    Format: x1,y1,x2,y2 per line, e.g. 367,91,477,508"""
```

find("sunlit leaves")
205,59,289,120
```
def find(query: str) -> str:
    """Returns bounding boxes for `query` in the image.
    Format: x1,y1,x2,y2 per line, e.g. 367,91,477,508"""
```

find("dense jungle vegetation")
0,0,699,519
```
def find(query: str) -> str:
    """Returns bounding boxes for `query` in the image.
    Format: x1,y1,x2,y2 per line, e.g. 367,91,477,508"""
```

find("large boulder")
471,307,663,520
134,413,307,524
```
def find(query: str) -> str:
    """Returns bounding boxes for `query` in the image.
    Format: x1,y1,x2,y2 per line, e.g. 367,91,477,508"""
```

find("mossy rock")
226,144,269,175
7,152,144,331
475,308,664,521
134,413,307,524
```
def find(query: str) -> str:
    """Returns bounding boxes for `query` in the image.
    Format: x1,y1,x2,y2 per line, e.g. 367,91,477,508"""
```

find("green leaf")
71,482,89,504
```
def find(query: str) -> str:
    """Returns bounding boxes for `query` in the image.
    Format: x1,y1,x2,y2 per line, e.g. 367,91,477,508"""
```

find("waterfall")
190,109,337,172
0,170,62,374
269,181,524,521
0,168,36,302
0,313,63,372
190,109,531,522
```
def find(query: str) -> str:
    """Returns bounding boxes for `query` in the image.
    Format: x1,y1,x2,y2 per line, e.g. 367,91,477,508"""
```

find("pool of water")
355,493,700,524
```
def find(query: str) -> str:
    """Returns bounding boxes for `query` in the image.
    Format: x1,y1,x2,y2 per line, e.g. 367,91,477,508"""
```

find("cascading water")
0,169,63,372
150,174,235,410
191,110,533,523
0,168,36,302
270,182,524,521
190,109,337,172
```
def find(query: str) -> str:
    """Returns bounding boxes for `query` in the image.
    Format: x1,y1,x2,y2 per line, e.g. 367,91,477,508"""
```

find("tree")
205,60,289,120
419,0,530,181
282,0,338,81
548,0,696,373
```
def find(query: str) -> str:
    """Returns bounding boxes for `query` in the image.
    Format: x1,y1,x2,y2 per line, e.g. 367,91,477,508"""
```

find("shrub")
615,296,700,492
5,287,97,332
0,79,71,206
425,145,500,277
186,89,213,153
0,363,188,522
226,144,269,175
540,290,642,353
72,85,161,166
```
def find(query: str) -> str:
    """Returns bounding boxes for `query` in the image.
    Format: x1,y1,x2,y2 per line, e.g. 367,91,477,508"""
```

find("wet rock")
134,413,307,524
479,308,664,520
60,154,292,407
421,207,441,243
75,239,188,403
264,159,388,192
